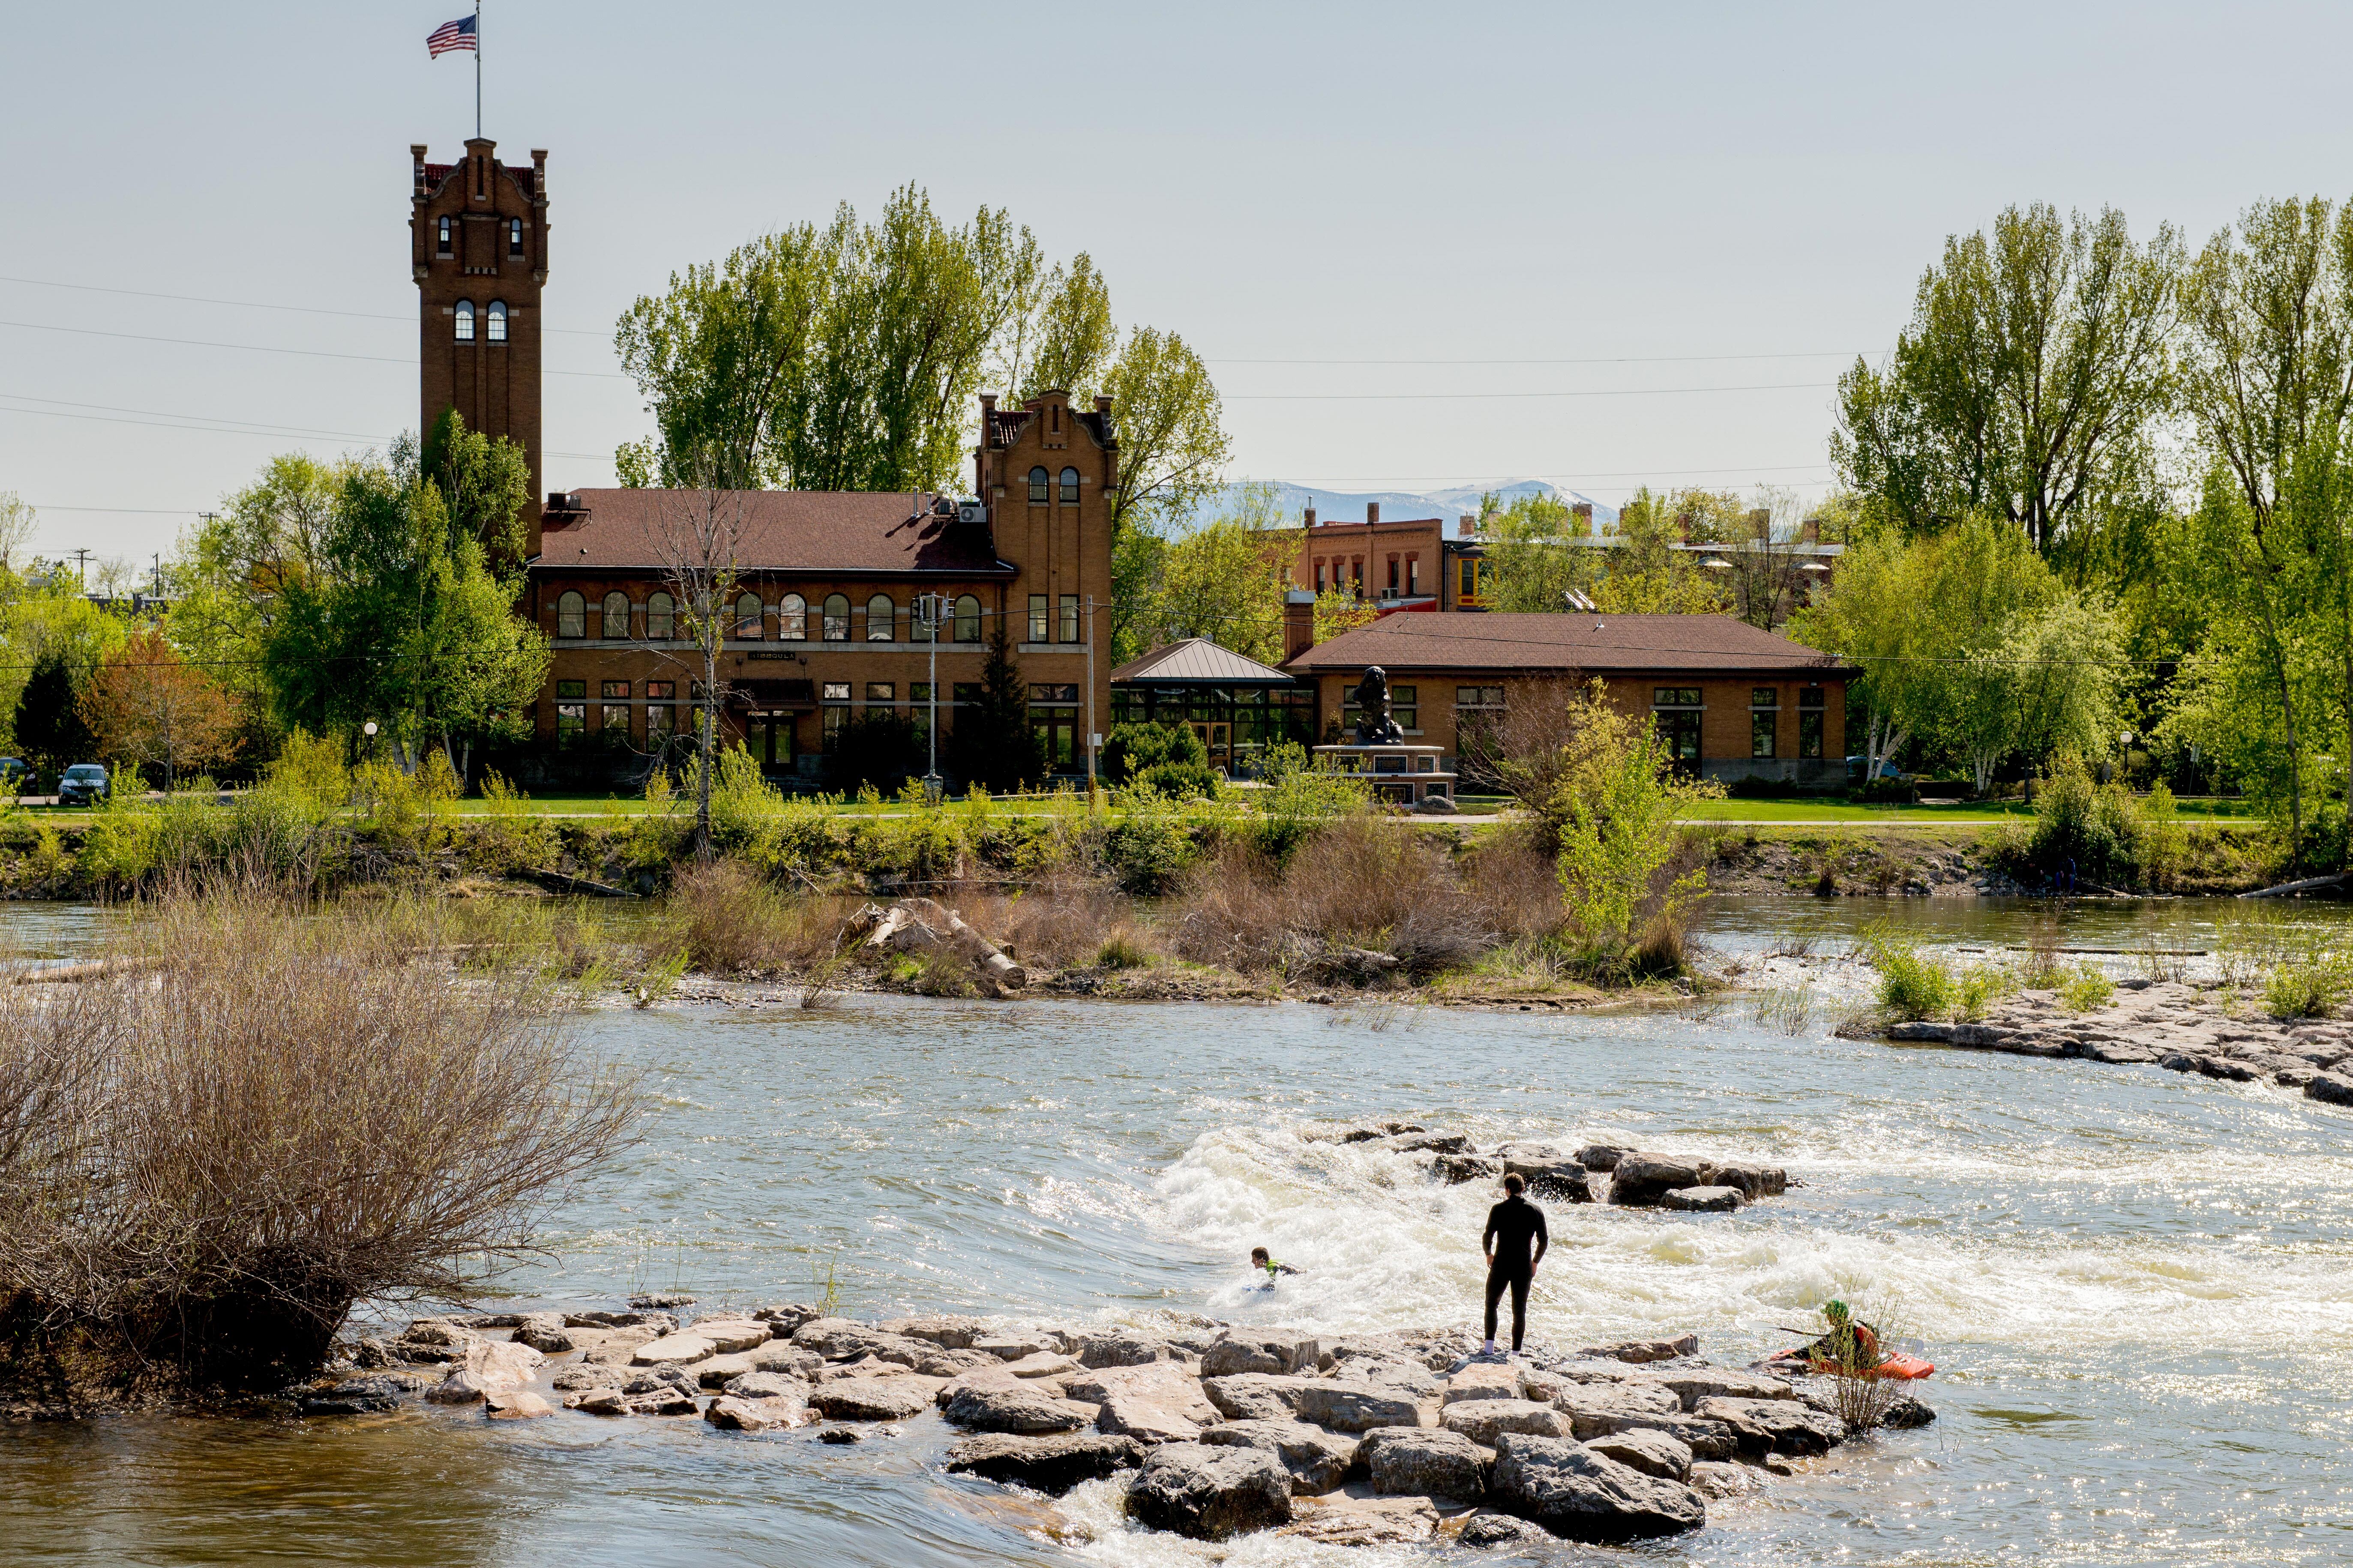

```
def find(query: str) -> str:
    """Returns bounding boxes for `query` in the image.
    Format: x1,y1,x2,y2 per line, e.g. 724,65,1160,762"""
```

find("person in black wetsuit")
1481,1172,1548,1357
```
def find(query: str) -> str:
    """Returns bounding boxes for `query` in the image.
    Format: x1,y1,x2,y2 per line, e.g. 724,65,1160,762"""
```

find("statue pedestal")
1313,743,1456,806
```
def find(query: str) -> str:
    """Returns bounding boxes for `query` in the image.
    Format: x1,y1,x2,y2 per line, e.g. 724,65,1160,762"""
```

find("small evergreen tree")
15,652,95,778
951,623,1045,792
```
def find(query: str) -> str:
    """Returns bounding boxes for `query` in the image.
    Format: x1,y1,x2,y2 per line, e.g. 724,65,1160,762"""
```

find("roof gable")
1111,637,1298,684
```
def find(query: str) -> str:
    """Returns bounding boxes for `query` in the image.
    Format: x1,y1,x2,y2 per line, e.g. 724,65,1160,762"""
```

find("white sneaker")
1481,1340,1498,1357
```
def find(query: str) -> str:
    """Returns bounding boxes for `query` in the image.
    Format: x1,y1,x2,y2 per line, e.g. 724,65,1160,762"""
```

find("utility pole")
69,548,90,589
919,592,943,801
151,554,162,597
1084,594,1099,800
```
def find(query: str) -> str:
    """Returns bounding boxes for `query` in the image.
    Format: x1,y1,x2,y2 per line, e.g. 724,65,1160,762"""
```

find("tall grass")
1857,925,1956,1020
0,896,636,1395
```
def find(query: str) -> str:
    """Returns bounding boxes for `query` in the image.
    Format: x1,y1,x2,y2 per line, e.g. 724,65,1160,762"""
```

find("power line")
1226,381,1837,402
0,401,612,462
1261,464,1834,484
0,273,608,336
0,320,629,379
1211,350,1858,367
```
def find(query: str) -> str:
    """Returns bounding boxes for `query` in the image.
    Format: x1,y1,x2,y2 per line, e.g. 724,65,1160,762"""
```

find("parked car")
0,757,26,794
57,763,109,805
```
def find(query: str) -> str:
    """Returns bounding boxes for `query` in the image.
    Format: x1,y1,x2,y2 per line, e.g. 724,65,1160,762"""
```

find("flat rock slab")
704,1395,805,1431
878,1315,986,1349
810,1380,933,1422
1362,1427,1490,1500
1198,1419,1361,1495
1586,1429,1693,1481
1653,1368,1796,1409
972,1331,1063,1362
1293,1381,1425,1433
1571,1336,1699,1364
1550,1383,1683,1437
942,1383,1096,1434
482,1389,553,1420
1692,1396,1845,1455
721,1371,809,1404
1126,1442,1294,1541
1659,1186,1742,1213
998,1351,1084,1379
1275,1494,1438,1546
1688,1459,1763,1499
694,1353,758,1388
1442,1362,1526,1405
1075,1332,1174,1369
682,1319,771,1354
1095,1392,1201,1445
631,1332,718,1368
1202,1373,1316,1422
1442,1398,1570,1444
946,1432,1144,1495
1201,1333,1318,1377
1062,1365,1215,1418
1489,1433,1706,1542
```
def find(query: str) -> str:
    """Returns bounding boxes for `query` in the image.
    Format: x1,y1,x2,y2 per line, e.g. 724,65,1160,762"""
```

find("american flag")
426,15,477,57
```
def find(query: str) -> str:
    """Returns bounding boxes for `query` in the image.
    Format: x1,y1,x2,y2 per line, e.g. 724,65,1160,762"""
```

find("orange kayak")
1766,1349,1935,1379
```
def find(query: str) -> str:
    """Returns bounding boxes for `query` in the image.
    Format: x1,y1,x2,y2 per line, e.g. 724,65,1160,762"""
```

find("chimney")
1283,589,1318,662
1572,501,1593,527
1094,394,1112,415
1304,505,1318,528
1749,507,1771,542
1367,503,1381,524
1457,514,1475,539
411,144,428,196
1800,517,1820,544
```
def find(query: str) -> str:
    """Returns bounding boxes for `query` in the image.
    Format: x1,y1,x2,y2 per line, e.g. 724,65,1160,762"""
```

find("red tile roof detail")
532,489,1012,576
1286,612,1845,674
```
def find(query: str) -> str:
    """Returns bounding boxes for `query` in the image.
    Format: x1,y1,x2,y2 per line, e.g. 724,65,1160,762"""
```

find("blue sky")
6,2,2352,564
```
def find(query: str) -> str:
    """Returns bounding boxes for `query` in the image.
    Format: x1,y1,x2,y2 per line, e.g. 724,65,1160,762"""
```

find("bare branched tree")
649,454,749,858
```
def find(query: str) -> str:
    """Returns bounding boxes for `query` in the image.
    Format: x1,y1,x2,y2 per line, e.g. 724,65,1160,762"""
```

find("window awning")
728,678,815,709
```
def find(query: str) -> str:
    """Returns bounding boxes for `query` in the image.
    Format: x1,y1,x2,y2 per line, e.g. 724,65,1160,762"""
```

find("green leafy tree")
1100,327,1231,539
14,650,95,778
423,408,535,581
1484,486,1733,615
1833,203,2180,559
1007,253,1116,400
263,436,548,785
1117,482,1296,664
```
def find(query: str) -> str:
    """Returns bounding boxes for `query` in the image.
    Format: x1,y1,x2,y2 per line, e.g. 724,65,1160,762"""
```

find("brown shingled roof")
534,489,1013,577
1286,612,1844,674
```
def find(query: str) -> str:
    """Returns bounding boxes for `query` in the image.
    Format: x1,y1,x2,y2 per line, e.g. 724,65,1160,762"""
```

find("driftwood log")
2238,872,2353,900
10,956,160,985
852,898,1026,992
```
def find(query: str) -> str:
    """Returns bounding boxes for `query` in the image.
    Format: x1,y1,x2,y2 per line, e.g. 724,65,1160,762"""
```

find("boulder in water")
1442,1398,1571,1443
1607,1153,1708,1206
1292,1379,1426,1433
1692,1395,1845,1455
1200,1332,1318,1377
1275,1494,1438,1545
946,1432,1144,1494
1487,1432,1706,1541
1459,1511,1554,1548
1585,1429,1693,1481
942,1382,1094,1433
811,1380,934,1422
1202,1373,1315,1421
2306,1071,2353,1106
1659,1185,1743,1212
1361,1427,1490,1499
1125,1441,1294,1540
1199,1419,1362,1494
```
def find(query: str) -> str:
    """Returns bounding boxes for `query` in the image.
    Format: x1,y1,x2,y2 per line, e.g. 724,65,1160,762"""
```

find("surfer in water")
1482,1172,1549,1357
1250,1247,1299,1287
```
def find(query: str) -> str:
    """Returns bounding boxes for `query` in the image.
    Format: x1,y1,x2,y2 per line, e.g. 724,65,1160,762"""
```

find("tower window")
454,300,475,341
865,593,895,641
486,300,507,342
437,216,452,256
509,218,523,257
646,591,675,640
1028,466,1049,503
952,594,981,643
555,591,585,639
822,593,850,641
779,592,807,639
600,591,627,638
1058,467,1079,504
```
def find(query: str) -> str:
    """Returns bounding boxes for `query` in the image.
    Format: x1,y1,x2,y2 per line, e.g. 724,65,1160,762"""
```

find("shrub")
658,858,848,975
1135,759,1220,800
1954,964,2011,1020
1253,759,1371,865
2023,752,2139,886
832,711,920,795
2057,963,2115,1012
1547,688,1719,961
467,771,555,874
1860,925,1955,1020
1855,776,1915,805
1104,786,1200,895
1096,931,1151,970
0,896,636,1394
2263,948,2353,1020
2135,782,2188,892
1724,775,1785,800
704,744,785,853
1100,722,1211,786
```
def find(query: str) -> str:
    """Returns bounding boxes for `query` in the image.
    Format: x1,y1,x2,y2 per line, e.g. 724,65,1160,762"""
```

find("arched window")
486,300,507,342
865,593,895,641
601,591,627,638
1059,467,1079,504
437,215,452,255
735,592,763,639
646,591,675,640
1028,466,1049,503
822,593,850,641
508,217,523,256
454,300,475,341
953,594,981,643
777,592,806,640
556,590,585,639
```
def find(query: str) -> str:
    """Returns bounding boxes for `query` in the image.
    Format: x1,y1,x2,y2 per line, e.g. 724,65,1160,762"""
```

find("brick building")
524,393,1115,778
412,139,548,555
409,139,1115,784
1289,503,1490,611
1282,610,1852,787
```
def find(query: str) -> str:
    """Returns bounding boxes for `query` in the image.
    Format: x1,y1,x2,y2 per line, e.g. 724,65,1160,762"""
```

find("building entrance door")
1655,710,1703,775
1189,721,1231,772
750,712,797,776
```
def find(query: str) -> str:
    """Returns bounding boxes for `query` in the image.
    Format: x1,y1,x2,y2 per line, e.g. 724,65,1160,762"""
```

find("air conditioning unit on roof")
956,500,985,525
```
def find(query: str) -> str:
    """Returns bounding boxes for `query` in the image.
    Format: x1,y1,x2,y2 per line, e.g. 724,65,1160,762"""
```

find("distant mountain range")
1176,480,1618,534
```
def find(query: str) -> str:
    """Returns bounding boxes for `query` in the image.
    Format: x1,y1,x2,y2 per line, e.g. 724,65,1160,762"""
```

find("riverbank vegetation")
0,895,635,1404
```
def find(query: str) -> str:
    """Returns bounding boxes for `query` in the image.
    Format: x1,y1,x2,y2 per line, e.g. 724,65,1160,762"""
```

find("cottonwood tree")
1118,482,1297,663
79,628,240,787
1834,203,2180,560
0,493,37,572
1100,327,1229,538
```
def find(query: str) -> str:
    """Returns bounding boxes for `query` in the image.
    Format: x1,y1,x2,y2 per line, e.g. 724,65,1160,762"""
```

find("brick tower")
410,139,549,556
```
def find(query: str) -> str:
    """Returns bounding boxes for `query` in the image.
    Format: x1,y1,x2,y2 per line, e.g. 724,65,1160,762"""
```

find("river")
5,897,2353,1566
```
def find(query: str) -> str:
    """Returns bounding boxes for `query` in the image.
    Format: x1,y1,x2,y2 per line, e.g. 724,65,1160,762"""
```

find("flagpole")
475,0,483,138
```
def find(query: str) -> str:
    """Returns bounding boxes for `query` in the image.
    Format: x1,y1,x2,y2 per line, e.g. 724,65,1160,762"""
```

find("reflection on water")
3,896,2353,1565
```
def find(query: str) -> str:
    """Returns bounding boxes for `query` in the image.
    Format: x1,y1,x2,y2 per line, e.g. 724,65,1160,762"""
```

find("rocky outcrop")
1487,1433,1706,1541
1692,1395,1845,1455
1276,1495,1438,1545
1440,1397,1571,1443
1200,1332,1319,1377
1202,1373,1315,1421
1292,1379,1426,1433
1659,1185,1742,1212
1458,1511,1554,1548
1585,1428,1693,1481
1125,1442,1294,1540
941,1382,1094,1433
809,1380,933,1422
946,1432,1144,1493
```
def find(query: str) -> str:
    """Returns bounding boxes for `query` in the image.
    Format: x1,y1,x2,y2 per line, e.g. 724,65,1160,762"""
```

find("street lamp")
916,594,944,803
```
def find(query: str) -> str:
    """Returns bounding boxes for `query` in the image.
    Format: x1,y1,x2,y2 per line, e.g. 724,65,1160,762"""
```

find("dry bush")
952,871,1141,970
659,859,855,975
1460,828,1571,943
1173,815,1493,980
0,896,636,1395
